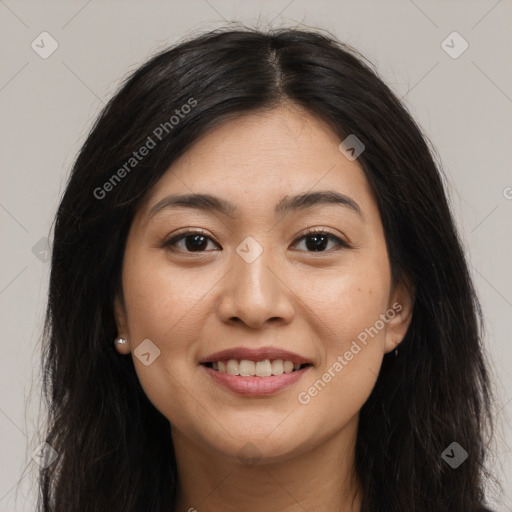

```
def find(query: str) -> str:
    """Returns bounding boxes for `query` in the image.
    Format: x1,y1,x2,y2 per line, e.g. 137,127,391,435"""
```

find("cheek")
120,251,220,421
293,256,390,414
302,253,391,351
121,251,211,344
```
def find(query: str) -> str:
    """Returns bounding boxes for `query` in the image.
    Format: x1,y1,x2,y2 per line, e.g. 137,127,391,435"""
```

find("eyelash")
161,227,351,254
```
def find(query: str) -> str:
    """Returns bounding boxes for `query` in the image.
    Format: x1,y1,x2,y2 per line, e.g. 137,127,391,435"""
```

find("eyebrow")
147,190,363,221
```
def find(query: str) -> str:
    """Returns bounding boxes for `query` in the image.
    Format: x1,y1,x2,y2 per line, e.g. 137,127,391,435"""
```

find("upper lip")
199,346,312,365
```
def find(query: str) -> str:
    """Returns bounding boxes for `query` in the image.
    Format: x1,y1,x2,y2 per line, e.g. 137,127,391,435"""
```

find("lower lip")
201,365,311,396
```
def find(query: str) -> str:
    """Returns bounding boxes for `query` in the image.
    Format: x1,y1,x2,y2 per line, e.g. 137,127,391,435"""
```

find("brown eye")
162,228,350,254
292,229,350,252
162,231,220,253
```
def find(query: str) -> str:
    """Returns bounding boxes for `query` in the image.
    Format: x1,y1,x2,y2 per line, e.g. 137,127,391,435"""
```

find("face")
114,103,412,464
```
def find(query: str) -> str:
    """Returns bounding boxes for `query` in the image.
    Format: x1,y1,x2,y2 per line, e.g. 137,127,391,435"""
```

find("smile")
203,359,311,377
200,361,312,396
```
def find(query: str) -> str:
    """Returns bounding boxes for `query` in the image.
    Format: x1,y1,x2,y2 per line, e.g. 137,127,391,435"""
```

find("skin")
114,102,413,512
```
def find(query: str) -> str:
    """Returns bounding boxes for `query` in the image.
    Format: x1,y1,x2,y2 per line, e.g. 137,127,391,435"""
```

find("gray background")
1,0,511,510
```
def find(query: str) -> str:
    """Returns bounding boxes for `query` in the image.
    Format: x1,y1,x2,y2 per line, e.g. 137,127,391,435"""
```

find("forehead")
137,105,376,224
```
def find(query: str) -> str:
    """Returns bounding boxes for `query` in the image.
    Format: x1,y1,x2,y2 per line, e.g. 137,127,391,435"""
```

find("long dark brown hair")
39,26,498,511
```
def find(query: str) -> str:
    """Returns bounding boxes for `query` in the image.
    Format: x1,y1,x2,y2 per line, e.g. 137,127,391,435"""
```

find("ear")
383,278,414,354
113,292,131,355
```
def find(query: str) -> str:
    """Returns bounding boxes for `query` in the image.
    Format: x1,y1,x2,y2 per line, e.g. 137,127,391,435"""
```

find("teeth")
211,358,306,377
226,359,239,375
255,360,272,377
271,359,284,375
239,360,255,376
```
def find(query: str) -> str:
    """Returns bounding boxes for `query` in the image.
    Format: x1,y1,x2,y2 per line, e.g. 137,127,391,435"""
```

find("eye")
291,228,350,252
162,229,220,253
161,228,350,254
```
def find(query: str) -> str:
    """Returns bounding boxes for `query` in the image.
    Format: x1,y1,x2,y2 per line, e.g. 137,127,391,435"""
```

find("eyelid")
162,228,219,249
161,227,352,253
295,227,352,249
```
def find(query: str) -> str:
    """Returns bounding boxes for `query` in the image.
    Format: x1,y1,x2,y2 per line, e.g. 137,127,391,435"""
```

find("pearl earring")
115,337,128,345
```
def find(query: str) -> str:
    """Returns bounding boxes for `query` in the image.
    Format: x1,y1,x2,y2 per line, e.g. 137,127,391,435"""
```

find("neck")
172,414,362,512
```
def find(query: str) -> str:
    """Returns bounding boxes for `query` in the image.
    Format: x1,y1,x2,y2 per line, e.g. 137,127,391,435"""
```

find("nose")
216,243,295,329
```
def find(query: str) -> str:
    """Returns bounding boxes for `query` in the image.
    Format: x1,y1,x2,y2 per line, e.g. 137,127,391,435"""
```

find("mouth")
199,347,313,395
202,359,312,377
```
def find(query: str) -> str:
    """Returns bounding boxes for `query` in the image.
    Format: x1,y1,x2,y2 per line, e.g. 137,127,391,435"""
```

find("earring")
115,337,128,345
394,347,399,357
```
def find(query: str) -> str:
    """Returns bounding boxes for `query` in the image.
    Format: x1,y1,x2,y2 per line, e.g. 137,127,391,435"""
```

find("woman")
39,27,498,511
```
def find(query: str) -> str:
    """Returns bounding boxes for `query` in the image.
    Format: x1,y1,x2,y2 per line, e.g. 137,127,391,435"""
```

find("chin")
202,424,313,466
